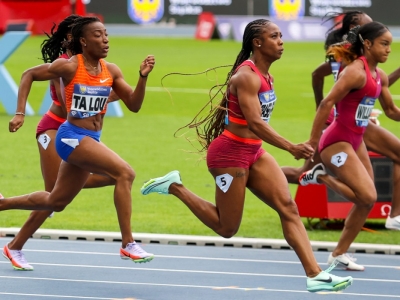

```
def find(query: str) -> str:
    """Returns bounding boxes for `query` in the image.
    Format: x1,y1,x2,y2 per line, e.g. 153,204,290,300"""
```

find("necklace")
82,55,98,70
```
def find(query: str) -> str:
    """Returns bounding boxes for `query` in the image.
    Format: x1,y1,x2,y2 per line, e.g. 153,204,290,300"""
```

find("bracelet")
15,112,25,116
139,70,148,78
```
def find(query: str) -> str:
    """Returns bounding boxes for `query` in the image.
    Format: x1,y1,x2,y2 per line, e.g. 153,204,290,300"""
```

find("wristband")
139,70,148,78
15,112,25,116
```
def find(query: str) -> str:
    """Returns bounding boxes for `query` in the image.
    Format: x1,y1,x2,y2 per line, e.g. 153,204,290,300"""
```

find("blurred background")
1,0,399,39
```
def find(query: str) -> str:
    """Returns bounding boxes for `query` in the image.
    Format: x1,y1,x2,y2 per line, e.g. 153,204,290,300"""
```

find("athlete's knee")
216,225,239,238
217,228,238,239
52,202,69,212
357,191,377,208
116,163,136,183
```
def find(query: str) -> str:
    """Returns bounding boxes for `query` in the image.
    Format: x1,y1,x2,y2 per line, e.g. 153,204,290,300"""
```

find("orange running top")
64,54,113,118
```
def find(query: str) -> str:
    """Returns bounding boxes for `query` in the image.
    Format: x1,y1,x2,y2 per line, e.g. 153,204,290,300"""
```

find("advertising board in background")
84,0,400,26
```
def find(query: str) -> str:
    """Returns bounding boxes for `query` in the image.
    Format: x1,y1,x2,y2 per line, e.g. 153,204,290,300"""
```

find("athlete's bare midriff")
68,113,104,131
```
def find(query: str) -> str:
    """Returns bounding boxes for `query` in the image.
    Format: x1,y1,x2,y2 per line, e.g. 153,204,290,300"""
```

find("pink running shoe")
2,244,34,271
120,242,154,263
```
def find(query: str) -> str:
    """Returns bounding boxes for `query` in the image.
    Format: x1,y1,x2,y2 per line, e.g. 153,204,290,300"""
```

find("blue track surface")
0,237,399,299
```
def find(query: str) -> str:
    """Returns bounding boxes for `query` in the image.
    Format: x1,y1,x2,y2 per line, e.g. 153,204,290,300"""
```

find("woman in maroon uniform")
300,22,400,271
282,11,400,234
140,19,353,293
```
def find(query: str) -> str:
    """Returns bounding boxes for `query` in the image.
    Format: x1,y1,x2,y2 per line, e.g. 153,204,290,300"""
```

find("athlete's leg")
318,142,375,255
7,130,59,251
7,134,115,252
168,167,248,238
0,136,134,246
364,123,400,218
247,152,321,277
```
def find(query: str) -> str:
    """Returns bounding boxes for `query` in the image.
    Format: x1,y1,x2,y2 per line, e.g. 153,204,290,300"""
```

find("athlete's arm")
388,67,400,87
312,61,332,108
9,59,75,132
234,68,313,160
108,55,155,112
107,89,120,103
308,61,366,148
378,68,400,121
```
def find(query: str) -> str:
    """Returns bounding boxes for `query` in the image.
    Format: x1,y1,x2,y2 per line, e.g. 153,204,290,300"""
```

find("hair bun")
345,25,360,44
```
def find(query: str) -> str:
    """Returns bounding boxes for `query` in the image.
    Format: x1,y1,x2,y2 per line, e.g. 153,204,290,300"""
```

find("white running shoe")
141,170,182,195
0,193,4,199
299,163,327,186
327,253,365,271
120,241,154,263
307,260,353,292
2,244,34,271
385,216,400,230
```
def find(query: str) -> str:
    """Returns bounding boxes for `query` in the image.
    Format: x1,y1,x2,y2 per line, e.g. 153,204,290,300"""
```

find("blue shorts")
55,121,101,161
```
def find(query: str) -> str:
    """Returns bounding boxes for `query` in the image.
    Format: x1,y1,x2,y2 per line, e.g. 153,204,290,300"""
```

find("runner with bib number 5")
140,19,353,293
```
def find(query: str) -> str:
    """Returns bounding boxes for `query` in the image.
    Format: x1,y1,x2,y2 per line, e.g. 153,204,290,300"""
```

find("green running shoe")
141,170,182,195
307,260,353,292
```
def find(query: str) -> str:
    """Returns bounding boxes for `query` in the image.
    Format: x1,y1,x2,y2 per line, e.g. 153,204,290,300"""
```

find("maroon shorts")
36,111,66,138
207,130,265,169
319,121,363,153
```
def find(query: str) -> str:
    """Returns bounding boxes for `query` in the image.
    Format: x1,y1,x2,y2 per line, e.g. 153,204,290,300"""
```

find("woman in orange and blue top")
140,19,353,293
2,16,155,264
300,21,400,271
4,15,115,271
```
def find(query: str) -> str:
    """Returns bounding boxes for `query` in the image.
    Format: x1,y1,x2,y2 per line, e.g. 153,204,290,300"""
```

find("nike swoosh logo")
100,78,110,83
313,276,333,283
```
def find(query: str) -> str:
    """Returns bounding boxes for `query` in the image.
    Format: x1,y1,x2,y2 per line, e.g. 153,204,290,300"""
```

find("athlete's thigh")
364,123,400,163
320,142,375,194
247,152,292,211
37,129,61,191
67,138,131,178
48,161,90,206
209,167,248,228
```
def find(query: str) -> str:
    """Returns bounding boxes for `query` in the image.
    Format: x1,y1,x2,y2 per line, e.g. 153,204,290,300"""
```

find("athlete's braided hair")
186,19,271,152
68,16,101,55
41,14,81,63
323,10,365,50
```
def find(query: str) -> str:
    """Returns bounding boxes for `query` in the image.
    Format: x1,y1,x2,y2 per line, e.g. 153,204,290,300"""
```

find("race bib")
259,90,276,123
331,61,341,82
70,84,111,118
355,96,376,127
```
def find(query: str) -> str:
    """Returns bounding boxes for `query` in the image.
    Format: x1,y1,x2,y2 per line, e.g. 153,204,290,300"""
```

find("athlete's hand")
291,142,315,160
9,115,25,132
139,55,155,77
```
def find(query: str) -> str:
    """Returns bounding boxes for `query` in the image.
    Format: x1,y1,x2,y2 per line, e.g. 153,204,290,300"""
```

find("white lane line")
18,249,400,269
1,261,399,284
0,292,116,299
1,276,400,298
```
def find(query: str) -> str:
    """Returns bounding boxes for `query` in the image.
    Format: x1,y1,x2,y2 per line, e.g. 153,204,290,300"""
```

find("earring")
368,47,370,49
84,44,87,46
258,45,261,47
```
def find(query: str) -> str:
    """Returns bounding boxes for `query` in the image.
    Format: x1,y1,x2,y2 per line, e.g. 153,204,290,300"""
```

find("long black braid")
176,19,271,153
323,10,364,50
40,14,81,63
68,16,101,55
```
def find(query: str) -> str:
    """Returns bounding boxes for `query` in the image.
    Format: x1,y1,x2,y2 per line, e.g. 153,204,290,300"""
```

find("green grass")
1,36,400,245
